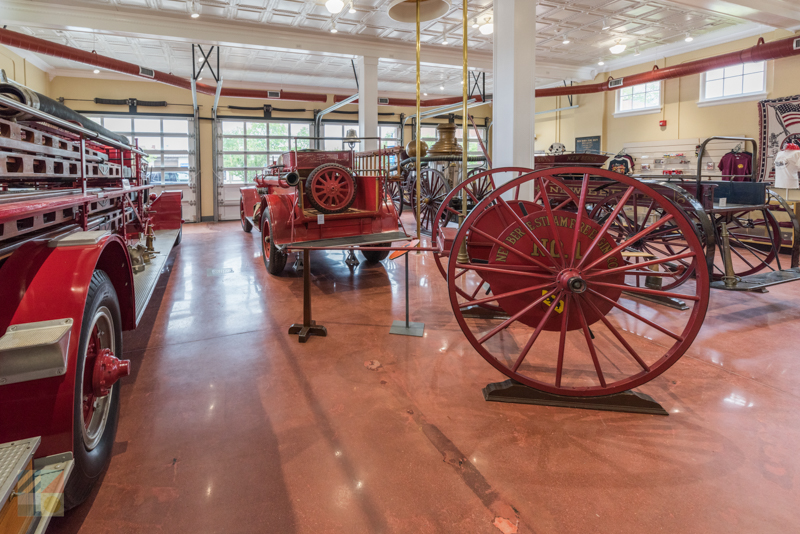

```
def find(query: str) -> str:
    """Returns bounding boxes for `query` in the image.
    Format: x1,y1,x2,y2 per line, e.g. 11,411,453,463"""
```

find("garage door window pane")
104,118,132,132
163,120,188,134
223,122,245,135
164,137,189,151
134,119,160,133
223,137,244,151
137,137,162,151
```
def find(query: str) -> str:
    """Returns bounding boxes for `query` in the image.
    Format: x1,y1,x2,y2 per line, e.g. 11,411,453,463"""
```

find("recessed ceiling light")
189,1,200,18
440,85,444,90
479,18,493,35
424,92,428,96
685,33,693,42
562,35,570,45
325,0,344,14
93,69,100,74
609,40,626,54
598,59,605,66
472,18,479,29
348,1,355,13
331,22,338,33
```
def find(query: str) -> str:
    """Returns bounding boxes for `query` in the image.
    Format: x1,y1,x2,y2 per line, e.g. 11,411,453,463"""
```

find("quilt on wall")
758,94,800,182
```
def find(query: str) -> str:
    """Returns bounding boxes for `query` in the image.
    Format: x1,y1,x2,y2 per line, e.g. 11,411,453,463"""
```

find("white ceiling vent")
138,66,155,78
268,91,281,99
608,78,624,89
378,97,390,105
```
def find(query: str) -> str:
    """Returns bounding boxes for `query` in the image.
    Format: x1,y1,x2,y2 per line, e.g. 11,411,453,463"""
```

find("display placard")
576,136,601,154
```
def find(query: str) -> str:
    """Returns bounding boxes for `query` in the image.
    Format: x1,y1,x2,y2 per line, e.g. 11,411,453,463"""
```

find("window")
84,115,194,184
219,120,311,183
699,61,766,107
615,82,662,117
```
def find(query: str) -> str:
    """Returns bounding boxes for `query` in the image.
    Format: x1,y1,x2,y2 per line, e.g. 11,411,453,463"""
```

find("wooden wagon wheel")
306,163,357,214
710,190,787,281
385,179,404,217
448,167,710,397
408,167,450,235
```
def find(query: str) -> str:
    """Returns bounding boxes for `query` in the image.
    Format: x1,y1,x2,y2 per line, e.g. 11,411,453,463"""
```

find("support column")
492,0,536,189
358,56,380,152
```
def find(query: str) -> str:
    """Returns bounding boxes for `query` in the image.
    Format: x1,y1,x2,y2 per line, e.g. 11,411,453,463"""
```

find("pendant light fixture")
325,0,345,14
387,0,451,22
609,39,626,54
478,17,493,35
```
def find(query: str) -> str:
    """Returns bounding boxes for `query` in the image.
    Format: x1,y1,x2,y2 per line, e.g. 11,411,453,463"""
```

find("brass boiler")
427,122,463,187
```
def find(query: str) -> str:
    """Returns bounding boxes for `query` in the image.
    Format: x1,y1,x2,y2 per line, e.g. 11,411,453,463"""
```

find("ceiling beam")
667,0,800,29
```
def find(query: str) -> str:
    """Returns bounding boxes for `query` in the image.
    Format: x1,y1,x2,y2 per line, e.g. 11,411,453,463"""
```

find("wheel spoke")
589,281,701,301
477,287,559,344
496,197,561,269
576,187,636,269
569,174,590,268
582,213,675,272
469,226,557,272
537,178,567,268
554,296,571,387
583,251,697,278
580,294,650,371
460,281,556,309
455,263,556,278
512,290,565,372
575,298,606,387
586,288,684,341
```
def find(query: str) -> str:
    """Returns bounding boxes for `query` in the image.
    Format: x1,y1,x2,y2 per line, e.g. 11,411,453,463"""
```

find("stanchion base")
389,320,424,337
289,321,327,343
482,379,668,415
622,290,689,310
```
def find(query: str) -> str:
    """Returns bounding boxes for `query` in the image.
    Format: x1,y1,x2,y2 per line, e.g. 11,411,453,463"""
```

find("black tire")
240,199,253,233
262,211,287,275
174,228,182,246
64,270,123,510
361,242,391,263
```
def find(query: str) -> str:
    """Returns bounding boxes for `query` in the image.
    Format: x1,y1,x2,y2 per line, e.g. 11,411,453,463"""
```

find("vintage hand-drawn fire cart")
0,82,183,523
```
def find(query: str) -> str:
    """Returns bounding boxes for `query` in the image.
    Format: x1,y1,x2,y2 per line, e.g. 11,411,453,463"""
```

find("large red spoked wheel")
448,167,710,396
306,163,357,214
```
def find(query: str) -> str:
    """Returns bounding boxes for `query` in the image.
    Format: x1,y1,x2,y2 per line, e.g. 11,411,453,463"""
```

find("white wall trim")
613,107,662,119
697,92,769,107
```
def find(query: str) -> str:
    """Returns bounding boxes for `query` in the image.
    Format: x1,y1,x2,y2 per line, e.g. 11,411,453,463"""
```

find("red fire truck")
0,81,182,528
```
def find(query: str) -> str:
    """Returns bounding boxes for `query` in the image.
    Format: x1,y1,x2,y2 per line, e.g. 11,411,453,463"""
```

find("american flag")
776,103,800,128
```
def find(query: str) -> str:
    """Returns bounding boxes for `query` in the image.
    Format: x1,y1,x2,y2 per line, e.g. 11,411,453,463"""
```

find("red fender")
266,193,297,245
150,190,183,230
0,234,135,458
240,186,260,224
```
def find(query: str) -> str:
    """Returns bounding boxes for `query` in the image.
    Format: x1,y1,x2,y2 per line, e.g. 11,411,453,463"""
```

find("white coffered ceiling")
1,0,795,97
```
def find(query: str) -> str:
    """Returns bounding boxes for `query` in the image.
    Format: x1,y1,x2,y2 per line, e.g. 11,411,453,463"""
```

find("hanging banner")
758,95,800,182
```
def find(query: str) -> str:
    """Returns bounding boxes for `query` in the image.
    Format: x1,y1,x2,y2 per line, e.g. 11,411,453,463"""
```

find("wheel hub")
557,270,588,294
92,348,130,398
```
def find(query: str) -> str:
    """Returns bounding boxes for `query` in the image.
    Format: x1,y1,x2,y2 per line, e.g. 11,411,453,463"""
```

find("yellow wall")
46,75,491,219
534,29,800,153
0,45,50,94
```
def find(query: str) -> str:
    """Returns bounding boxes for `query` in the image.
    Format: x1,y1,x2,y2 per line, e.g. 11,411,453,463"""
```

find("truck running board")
133,228,181,324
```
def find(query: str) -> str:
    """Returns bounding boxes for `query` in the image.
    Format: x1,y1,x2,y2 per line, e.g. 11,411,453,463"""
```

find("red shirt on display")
718,152,752,181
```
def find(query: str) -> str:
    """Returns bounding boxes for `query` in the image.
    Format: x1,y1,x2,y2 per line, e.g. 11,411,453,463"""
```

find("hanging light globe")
325,0,345,14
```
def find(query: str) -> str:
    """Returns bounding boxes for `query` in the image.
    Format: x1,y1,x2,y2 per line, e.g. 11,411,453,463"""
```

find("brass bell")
406,140,429,158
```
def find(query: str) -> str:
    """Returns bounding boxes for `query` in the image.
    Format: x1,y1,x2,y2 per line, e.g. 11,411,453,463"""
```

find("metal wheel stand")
289,249,327,343
482,380,668,415
389,248,424,337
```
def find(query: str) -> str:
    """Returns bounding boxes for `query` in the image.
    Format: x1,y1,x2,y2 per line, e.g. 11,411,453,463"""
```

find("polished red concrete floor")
51,221,800,533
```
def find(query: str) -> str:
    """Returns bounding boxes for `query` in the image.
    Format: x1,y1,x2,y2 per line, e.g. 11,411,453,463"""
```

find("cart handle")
695,136,758,193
